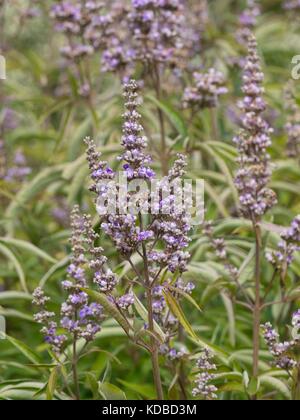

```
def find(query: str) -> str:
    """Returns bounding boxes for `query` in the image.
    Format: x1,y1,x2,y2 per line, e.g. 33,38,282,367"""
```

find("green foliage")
0,0,300,401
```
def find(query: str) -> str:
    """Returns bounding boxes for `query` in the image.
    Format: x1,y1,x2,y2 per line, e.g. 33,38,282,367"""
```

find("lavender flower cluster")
266,215,300,273
234,35,277,220
262,311,300,370
51,1,112,57
183,68,228,110
236,0,260,47
51,1,119,93
85,80,194,356
33,206,107,352
128,0,185,66
192,348,218,400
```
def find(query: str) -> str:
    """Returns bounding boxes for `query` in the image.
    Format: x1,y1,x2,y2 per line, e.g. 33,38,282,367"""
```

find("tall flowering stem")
33,206,106,399
128,0,185,175
85,80,195,400
233,35,277,389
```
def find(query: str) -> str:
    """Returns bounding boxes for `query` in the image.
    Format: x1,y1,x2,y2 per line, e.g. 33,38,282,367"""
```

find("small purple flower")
234,35,276,220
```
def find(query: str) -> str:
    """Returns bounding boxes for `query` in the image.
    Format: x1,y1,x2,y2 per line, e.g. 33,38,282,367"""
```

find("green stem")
140,213,164,400
252,222,262,399
146,287,164,400
72,334,80,401
293,365,300,400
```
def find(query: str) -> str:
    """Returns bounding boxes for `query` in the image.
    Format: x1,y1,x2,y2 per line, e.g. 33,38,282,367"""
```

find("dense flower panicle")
284,83,300,158
84,136,115,194
85,80,193,349
261,320,299,370
149,154,192,275
121,80,154,180
32,206,110,351
236,0,260,46
32,287,67,353
183,69,228,110
266,215,300,273
117,292,135,310
128,0,185,66
51,1,117,91
64,208,104,338
192,349,218,400
51,1,111,49
234,35,277,220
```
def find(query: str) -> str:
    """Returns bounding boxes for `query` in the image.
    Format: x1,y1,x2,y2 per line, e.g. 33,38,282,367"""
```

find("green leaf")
39,256,69,287
0,243,28,293
133,294,166,342
6,335,42,365
98,382,126,400
46,366,60,401
117,379,156,400
146,95,187,137
221,293,236,347
259,375,291,400
163,290,198,340
0,237,57,264
0,291,32,302
5,166,63,235
167,285,202,313
238,245,256,285
247,377,260,397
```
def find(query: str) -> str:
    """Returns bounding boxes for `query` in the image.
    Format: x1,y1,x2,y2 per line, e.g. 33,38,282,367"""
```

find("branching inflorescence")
192,348,218,400
236,0,260,47
183,69,228,111
84,79,197,398
262,310,300,377
234,35,277,221
266,215,300,279
233,34,277,386
33,207,107,353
